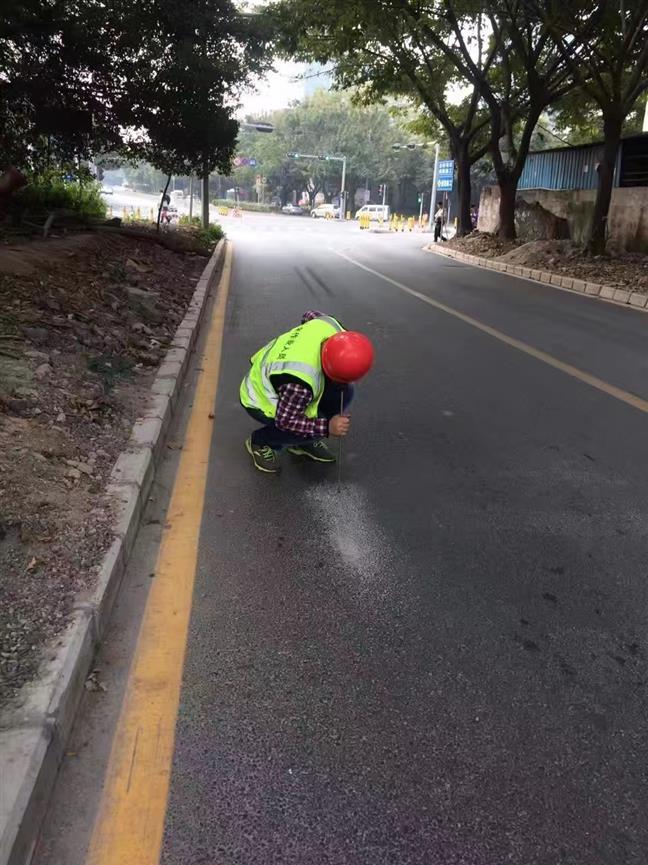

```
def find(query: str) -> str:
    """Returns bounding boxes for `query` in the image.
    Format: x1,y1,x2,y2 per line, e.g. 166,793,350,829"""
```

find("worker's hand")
329,414,351,437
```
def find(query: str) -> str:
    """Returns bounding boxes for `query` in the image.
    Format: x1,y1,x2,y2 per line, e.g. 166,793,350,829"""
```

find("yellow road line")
86,243,233,865
335,249,648,416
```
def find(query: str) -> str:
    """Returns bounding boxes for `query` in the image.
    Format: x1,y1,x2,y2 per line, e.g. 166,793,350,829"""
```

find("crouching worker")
240,311,374,473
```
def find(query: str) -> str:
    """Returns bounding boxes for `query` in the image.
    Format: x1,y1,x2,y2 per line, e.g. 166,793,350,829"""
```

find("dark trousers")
434,218,446,242
246,383,354,450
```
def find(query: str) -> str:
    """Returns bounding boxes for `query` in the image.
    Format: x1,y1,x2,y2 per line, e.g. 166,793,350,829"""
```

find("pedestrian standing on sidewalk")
240,311,374,474
434,201,446,243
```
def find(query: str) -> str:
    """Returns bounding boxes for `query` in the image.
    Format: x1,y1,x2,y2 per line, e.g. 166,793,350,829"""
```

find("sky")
236,0,332,118
238,61,334,118
238,61,306,117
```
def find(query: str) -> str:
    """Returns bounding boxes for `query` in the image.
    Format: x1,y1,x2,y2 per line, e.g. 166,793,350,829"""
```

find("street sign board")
437,159,454,191
234,156,257,167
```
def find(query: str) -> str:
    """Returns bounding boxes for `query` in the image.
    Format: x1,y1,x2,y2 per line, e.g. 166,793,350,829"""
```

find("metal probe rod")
337,390,344,490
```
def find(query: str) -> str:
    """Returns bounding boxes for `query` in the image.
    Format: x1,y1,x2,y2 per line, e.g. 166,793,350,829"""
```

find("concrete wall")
478,185,648,252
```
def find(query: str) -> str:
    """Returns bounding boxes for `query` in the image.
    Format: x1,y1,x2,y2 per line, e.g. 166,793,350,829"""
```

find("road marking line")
335,249,648,416
86,243,233,865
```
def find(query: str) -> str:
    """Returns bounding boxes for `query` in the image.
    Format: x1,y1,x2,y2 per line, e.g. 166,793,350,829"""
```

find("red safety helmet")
321,331,374,383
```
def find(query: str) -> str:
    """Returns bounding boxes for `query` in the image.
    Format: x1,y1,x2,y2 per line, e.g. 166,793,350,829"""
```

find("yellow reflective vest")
240,316,344,418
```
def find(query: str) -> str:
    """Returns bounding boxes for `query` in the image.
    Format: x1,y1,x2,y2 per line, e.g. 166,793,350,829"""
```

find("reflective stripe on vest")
239,317,343,417
267,360,324,394
242,342,278,411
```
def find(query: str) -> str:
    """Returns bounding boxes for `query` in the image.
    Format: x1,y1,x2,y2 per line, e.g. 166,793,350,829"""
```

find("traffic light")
378,184,384,195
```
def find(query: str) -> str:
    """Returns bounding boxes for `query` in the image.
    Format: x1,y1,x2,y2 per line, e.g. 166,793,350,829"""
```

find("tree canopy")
233,91,436,209
531,0,648,251
269,0,648,247
1,0,270,181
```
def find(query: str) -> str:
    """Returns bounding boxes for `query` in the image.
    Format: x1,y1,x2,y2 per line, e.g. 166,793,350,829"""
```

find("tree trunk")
496,173,518,240
201,167,210,229
586,113,622,255
157,174,171,233
455,141,473,237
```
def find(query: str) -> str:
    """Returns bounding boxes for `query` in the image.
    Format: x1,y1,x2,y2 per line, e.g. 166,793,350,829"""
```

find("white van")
355,204,390,221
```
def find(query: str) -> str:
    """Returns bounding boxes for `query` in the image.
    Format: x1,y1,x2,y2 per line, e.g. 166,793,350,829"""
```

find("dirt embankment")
0,232,204,700
445,235,648,295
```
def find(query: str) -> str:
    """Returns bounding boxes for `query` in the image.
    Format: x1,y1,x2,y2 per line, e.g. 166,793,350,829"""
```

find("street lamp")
241,122,275,133
199,121,275,227
391,141,440,230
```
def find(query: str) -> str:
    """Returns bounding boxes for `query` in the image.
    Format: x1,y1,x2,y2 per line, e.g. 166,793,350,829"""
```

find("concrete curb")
423,244,648,312
0,239,226,865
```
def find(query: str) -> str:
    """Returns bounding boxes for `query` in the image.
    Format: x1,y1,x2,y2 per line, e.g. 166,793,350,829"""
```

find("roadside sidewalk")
424,242,648,311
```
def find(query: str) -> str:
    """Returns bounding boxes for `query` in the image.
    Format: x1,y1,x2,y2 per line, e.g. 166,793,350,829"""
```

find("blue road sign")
437,159,454,191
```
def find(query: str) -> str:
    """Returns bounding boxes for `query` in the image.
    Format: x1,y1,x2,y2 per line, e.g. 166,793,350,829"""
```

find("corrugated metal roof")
519,144,605,191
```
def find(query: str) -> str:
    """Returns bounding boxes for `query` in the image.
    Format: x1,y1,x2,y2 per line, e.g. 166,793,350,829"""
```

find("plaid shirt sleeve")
275,382,329,439
301,310,325,323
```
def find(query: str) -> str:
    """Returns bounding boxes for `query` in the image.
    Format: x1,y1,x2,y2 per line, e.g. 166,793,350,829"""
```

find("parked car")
282,203,304,215
355,204,390,221
311,203,340,219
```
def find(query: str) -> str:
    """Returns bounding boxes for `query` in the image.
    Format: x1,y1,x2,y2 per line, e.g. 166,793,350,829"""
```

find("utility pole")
286,152,347,220
202,168,210,229
428,143,440,232
391,141,438,230
382,184,387,207
189,176,194,221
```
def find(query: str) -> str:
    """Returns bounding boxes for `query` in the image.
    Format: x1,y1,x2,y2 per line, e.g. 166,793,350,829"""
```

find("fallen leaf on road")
26,557,37,571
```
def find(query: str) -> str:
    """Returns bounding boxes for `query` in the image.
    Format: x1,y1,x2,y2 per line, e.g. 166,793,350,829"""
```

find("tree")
0,0,124,168
269,0,492,235
2,0,270,229
426,3,576,239
550,92,645,148
109,0,269,226
531,0,648,253
229,92,435,210
270,0,586,239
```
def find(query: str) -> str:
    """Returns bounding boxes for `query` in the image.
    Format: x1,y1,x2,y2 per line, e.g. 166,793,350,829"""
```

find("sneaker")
245,437,280,473
287,440,336,463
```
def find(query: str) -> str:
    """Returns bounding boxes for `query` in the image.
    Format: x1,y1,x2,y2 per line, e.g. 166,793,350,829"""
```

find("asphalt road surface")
35,213,648,865
101,186,216,220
